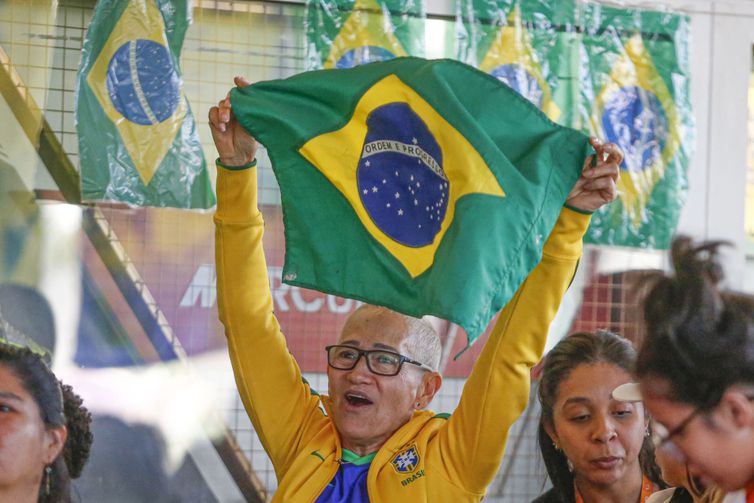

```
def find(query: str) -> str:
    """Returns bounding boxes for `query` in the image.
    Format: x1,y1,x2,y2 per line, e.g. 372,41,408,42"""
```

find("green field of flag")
230,57,591,344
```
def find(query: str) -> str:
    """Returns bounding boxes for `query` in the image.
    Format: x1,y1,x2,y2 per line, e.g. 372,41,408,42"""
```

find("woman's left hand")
566,137,622,212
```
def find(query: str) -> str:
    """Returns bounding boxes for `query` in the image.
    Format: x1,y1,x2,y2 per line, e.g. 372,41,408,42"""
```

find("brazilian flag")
456,0,575,125
76,0,215,209
305,0,424,70
456,1,692,248
230,58,592,344
579,5,692,248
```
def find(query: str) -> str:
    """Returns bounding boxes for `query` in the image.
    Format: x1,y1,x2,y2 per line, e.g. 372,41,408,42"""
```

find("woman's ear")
415,372,442,409
44,425,67,464
716,389,754,432
544,421,559,448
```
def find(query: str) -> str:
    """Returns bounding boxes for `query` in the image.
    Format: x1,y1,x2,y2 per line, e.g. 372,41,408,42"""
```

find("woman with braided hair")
0,340,93,503
636,237,754,502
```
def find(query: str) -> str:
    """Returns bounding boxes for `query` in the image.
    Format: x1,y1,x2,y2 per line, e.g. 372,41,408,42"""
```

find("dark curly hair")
537,331,664,503
0,342,93,502
636,236,754,409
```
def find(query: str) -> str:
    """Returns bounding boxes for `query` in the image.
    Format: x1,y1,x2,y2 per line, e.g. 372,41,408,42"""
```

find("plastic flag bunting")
323,0,409,68
589,34,681,230
456,0,571,124
76,0,215,209
306,0,425,70
455,0,692,248
477,6,560,121
579,4,692,248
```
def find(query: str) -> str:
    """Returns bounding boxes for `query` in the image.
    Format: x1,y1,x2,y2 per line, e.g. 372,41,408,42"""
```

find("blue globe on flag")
357,102,448,247
336,46,395,69
106,39,181,125
601,86,669,173
491,64,543,109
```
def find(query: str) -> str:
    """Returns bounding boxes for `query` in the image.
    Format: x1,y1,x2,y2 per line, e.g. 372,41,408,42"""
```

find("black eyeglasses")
325,345,436,376
653,394,754,460
652,406,703,453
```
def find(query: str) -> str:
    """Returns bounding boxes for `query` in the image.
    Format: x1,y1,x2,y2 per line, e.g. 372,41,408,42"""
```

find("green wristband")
564,203,593,215
216,158,257,170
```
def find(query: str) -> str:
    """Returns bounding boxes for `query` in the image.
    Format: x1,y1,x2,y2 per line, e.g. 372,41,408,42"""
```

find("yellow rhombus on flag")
86,0,188,186
298,74,505,277
478,6,560,122
324,0,408,69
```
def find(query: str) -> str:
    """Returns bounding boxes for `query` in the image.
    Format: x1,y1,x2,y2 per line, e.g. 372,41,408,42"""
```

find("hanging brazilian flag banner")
305,0,425,70
455,1,692,248
76,0,215,209
456,0,576,124
230,58,592,344
579,5,691,248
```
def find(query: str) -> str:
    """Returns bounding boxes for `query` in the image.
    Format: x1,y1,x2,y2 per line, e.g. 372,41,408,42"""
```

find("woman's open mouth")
345,392,373,407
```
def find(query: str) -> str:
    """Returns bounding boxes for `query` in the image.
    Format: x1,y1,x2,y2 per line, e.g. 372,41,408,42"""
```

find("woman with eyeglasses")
635,237,754,503
613,383,724,503
210,74,624,502
533,331,665,503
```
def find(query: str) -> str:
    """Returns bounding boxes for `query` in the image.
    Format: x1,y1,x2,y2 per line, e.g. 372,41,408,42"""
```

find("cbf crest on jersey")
589,34,681,229
76,0,214,208
230,58,591,346
391,445,420,473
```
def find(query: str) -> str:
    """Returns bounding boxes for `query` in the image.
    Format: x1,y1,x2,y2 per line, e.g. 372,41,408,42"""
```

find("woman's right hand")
208,76,258,166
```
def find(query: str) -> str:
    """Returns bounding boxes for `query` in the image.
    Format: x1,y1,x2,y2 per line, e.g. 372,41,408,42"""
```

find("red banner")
95,204,491,377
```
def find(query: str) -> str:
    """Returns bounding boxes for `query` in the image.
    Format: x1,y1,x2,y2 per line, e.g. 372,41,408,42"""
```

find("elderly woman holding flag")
209,72,621,502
